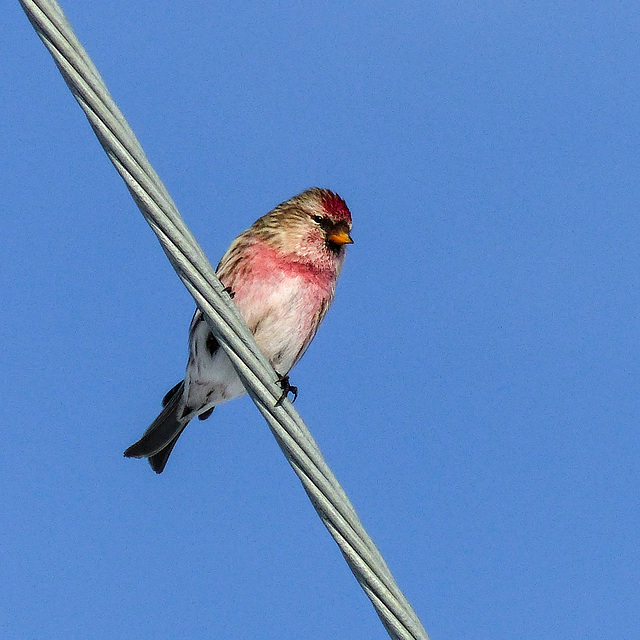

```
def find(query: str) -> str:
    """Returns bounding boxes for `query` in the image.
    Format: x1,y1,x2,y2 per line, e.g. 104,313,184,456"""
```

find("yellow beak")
327,229,354,246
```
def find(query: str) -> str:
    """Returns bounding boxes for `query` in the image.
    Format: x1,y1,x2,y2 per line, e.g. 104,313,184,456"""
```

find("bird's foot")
275,373,298,406
222,286,235,299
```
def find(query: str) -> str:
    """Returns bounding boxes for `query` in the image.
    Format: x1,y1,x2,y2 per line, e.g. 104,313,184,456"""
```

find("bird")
124,187,353,473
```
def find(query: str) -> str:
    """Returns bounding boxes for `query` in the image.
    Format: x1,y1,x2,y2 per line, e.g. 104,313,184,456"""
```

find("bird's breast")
231,269,333,373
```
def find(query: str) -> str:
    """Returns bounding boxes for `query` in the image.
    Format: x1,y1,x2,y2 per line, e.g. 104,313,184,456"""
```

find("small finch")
124,187,353,473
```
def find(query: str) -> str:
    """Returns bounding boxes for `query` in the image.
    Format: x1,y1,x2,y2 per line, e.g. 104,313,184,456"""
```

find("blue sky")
3,1,639,638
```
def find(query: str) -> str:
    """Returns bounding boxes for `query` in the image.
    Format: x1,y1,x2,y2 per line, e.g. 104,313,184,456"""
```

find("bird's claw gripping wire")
275,373,298,406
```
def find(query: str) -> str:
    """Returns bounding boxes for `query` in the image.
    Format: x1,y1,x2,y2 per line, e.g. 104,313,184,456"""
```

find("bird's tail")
124,380,190,474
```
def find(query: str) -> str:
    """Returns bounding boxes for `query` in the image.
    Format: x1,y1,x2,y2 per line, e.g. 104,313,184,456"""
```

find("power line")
19,2,430,638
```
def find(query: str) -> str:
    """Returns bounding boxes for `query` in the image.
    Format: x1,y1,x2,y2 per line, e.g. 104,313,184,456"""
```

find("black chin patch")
326,239,343,254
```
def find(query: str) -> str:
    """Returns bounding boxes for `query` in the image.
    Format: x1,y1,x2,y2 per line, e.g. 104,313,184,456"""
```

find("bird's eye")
312,215,324,224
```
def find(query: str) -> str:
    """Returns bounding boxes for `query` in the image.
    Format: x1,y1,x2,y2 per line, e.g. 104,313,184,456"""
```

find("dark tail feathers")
124,381,193,474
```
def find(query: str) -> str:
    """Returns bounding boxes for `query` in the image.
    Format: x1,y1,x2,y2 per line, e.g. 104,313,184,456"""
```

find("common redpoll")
124,188,353,473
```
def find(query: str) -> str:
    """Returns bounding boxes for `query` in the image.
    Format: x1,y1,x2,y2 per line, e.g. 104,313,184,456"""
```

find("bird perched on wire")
124,187,353,473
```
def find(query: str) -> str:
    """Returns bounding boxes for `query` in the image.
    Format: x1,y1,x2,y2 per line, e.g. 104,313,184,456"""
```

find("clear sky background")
3,2,639,639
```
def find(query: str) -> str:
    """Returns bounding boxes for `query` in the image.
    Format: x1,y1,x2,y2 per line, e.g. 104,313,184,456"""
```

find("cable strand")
18,2,429,638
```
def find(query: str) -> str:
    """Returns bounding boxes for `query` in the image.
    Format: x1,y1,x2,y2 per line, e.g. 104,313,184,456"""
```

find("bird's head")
254,188,353,272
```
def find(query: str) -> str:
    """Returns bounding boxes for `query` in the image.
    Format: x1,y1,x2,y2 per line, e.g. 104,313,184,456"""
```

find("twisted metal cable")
18,2,429,638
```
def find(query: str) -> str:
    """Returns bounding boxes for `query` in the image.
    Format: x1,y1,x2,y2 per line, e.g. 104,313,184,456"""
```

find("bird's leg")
222,286,235,299
275,372,298,406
